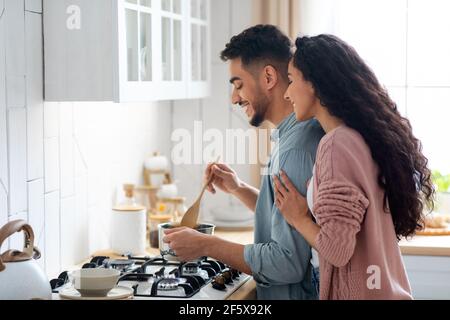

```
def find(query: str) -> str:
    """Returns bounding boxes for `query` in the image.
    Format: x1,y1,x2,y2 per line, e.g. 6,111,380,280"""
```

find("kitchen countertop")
213,229,450,257
399,235,450,256
84,228,450,301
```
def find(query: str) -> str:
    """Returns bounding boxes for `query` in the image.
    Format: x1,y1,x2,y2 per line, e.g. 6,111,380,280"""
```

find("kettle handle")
0,220,39,272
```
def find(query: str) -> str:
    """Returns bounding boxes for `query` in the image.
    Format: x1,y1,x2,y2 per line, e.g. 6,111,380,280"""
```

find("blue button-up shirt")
244,114,324,300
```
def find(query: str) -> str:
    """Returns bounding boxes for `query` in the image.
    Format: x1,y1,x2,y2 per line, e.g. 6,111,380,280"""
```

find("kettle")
0,220,52,300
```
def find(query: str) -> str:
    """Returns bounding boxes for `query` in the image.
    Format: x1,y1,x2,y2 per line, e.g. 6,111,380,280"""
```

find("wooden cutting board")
417,227,450,236
418,214,450,235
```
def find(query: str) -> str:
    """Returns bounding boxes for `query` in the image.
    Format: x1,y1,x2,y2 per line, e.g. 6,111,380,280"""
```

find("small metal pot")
158,222,215,261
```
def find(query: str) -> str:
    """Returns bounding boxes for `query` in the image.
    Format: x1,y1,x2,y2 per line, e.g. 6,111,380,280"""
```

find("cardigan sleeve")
313,130,370,267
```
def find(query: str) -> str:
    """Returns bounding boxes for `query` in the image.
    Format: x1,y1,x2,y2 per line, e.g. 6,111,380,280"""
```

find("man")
164,25,324,299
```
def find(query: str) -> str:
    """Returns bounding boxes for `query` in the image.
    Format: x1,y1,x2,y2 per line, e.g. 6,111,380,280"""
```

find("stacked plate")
59,286,134,300
208,204,254,229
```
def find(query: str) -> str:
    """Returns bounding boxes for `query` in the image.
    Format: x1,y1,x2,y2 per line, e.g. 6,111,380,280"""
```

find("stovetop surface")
50,255,251,300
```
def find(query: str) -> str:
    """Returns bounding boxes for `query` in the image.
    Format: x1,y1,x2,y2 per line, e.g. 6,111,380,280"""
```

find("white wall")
0,0,172,279
0,0,254,280
172,0,254,221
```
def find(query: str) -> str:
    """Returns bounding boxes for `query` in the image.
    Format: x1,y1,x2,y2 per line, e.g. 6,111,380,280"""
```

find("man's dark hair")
220,24,292,79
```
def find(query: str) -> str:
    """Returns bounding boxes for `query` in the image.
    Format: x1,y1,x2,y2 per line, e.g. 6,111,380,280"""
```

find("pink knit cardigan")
312,126,413,300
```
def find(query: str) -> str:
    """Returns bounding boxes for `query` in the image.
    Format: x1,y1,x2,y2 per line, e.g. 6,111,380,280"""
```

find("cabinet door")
43,0,210,102
187,0,210,99
158,0,187,98
117,0,187,101
44,0,114,101
160,0,183,82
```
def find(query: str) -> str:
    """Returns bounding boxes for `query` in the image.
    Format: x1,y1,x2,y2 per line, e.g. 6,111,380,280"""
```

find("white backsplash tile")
75,175,89,262
44,137,60,193
44,191,60,279
5,0,25,108
6,75,26,108
27,105,44,180
59,103,75,198
8,108,28,215
25,11,43,109
60,138,75,197
28,179,44,237
73,103,89,178
59,103,74,137
0,187,7,252
28,178,45,271
5,0,25,74
60,197,76,270
25,0,42,13
0,123,7,193
44,101,59,138
74,139,88,177
0,12,7,191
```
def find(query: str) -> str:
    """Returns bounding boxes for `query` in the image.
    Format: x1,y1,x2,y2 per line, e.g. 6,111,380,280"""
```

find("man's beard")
249,94,270,127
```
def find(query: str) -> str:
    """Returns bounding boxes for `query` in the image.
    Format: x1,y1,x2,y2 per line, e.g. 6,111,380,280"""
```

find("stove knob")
211,275,226,291
230,268,240,279
221,270,233,284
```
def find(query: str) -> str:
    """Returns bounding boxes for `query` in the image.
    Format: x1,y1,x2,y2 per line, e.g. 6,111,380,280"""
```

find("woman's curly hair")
293,34,434,239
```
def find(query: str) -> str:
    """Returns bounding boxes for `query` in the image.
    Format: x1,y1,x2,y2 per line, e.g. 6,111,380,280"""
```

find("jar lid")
159,197,186,203
113,205,147,212
149,214,172,222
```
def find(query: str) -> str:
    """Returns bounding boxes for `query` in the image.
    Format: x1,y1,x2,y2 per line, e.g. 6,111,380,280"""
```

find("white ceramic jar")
111,205,147,255
144,152,169,171
157,183,178,198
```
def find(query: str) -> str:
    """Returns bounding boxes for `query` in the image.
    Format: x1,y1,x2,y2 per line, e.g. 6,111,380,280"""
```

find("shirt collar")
270,113,297,142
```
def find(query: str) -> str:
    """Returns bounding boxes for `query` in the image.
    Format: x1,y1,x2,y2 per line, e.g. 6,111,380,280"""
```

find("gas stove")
50,255,251,300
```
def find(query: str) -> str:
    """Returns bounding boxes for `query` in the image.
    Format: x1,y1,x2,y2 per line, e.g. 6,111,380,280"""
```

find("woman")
273,34,434,299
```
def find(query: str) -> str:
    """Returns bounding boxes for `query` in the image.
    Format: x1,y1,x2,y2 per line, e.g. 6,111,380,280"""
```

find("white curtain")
252,0,301,39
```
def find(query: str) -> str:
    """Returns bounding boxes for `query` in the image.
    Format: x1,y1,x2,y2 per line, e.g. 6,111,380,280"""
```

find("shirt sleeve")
244,149,315,286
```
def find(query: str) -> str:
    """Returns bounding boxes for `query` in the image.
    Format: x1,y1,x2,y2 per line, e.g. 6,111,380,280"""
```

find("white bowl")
70,269,121,297
210,204,254,222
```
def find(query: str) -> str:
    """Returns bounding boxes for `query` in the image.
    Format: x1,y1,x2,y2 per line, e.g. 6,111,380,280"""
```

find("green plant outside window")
432,170,450,193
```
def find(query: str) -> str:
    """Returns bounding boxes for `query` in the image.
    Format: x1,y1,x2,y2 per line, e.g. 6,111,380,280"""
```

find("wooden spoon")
180,156,220,229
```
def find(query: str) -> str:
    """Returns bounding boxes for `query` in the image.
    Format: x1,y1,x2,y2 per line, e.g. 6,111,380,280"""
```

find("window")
299,0,450,175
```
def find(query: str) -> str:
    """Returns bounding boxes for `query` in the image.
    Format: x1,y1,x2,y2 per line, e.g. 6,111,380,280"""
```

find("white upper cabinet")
43,0,210,102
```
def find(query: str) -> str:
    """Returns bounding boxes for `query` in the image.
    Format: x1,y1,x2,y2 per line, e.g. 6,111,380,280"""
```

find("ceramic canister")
111,205,147,255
